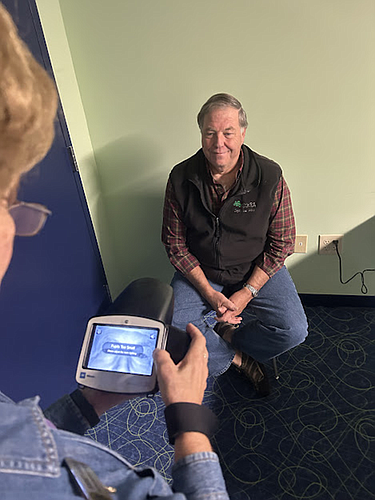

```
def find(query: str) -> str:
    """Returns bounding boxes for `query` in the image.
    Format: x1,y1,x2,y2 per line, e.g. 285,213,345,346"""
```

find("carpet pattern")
86,306,375,499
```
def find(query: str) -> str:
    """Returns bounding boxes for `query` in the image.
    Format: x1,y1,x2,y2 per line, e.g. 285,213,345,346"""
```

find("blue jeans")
171,266,308,376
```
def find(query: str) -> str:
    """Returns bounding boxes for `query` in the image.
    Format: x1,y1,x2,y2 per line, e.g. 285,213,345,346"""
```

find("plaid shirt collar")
206,149,244,212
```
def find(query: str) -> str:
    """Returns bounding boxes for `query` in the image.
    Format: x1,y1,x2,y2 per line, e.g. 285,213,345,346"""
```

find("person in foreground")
162,93,308,396
0,5,229,499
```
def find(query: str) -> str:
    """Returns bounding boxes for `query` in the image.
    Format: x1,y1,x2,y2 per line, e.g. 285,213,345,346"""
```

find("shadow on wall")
94,135,173,297
289,216,375,297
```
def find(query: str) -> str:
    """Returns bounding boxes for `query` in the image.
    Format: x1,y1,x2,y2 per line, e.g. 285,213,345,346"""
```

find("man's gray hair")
197,93,248,131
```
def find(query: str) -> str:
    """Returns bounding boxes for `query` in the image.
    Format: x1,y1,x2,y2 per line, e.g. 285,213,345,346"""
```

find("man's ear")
241,128,247,144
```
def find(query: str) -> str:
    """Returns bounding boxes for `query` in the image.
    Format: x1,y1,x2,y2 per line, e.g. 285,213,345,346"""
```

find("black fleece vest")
169,145,281,285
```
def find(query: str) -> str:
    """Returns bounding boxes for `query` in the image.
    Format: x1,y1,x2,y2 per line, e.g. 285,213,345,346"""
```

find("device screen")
84,323,160,376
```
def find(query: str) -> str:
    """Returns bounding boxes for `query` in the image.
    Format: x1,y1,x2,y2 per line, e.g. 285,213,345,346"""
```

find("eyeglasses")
8,202,52,237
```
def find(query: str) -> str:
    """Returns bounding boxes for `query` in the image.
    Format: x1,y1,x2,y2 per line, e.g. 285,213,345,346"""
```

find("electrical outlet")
294,235,308,253
319,234,343,255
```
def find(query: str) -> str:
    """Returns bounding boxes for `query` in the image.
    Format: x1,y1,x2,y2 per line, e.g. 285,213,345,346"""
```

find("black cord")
333,240,375,294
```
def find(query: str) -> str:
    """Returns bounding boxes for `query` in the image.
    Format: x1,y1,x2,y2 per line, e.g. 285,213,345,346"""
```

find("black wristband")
70,389,100,428
164,402,218,445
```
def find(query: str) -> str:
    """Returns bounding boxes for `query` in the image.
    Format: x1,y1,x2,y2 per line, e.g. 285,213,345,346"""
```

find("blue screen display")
85,323,159,376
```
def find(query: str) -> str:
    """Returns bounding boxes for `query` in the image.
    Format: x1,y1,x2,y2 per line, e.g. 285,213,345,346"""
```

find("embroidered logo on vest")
233,200,256,213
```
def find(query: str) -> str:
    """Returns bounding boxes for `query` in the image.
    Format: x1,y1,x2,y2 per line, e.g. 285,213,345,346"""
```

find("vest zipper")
214,216,221,267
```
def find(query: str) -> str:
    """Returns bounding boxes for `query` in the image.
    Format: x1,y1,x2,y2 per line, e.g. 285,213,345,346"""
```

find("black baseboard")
299,294,375,308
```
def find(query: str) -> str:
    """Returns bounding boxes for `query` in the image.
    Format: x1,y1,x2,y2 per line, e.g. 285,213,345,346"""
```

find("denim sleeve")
172,452,230,500
43,394,91,435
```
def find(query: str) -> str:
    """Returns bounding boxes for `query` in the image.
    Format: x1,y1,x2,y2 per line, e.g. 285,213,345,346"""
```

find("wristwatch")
243,283,259,298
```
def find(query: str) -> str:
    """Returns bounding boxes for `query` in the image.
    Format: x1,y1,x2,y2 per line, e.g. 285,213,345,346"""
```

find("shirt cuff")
172,255,200,276
255,252,289,278
172,452,229,499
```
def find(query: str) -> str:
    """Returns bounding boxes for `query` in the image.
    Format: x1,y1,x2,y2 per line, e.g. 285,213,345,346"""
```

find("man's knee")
287,318,308,349
280,302,308,342
232,316,307,362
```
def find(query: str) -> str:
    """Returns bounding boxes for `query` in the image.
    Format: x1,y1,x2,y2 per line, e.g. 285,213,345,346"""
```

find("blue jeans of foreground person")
171,266,308,376
0,391,229,500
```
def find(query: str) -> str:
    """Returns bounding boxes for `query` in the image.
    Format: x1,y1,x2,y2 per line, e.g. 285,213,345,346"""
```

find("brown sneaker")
214,321,238,342
214,322,271,396
234,353,271,397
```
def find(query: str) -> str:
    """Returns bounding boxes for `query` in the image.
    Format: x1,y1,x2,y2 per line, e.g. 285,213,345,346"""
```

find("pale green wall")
38,0,375,298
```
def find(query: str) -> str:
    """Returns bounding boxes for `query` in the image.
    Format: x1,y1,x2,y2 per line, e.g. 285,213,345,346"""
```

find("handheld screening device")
76,315,168,394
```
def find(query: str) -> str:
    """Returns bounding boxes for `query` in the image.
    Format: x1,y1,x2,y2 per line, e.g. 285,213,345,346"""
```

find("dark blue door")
0,0,111,407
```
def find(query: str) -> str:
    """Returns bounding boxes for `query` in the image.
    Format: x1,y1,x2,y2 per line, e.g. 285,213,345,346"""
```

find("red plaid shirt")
162,155,295,279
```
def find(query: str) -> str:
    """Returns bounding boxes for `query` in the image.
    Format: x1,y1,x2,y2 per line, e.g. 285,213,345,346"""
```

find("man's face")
201,106,246,174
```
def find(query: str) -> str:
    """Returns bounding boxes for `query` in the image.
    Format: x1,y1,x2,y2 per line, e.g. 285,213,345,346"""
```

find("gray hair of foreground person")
0,4,58,197
197,92,248,131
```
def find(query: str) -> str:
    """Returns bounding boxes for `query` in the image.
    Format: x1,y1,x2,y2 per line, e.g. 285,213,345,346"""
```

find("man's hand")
219,288,252,323
207,290,242,325
218,266,270,323
153,323,209,406
185,266,241,324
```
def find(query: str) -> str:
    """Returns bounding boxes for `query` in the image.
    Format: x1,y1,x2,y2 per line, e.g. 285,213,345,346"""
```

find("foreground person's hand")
153,323,208,406
153,323,214,459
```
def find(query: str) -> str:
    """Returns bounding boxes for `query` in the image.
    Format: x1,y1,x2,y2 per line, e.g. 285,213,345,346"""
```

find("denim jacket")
0,392,229,500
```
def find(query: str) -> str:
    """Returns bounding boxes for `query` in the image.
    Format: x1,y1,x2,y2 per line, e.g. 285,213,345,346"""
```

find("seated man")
162,93,308,396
